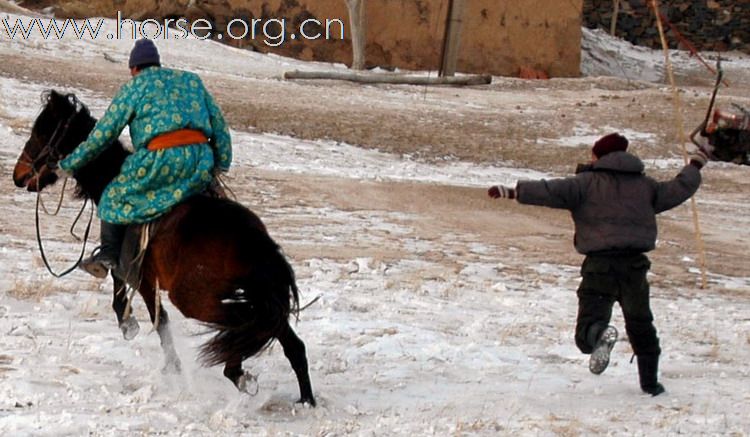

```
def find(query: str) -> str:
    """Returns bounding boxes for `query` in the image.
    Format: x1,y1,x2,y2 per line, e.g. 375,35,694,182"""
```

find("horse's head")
13,90,92,192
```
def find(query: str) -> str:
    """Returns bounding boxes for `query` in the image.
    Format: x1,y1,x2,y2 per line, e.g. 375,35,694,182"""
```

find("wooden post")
345,0,366,70
439,0,466,77
610,0,620,36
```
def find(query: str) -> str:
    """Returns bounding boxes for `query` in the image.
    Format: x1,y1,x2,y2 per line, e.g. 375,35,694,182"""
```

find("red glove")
488,185,516,199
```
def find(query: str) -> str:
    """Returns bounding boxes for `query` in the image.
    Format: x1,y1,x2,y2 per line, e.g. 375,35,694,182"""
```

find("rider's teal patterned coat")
60,67,232,225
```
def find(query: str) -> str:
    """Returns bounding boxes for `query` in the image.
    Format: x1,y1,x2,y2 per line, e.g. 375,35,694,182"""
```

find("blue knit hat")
128,39,160,68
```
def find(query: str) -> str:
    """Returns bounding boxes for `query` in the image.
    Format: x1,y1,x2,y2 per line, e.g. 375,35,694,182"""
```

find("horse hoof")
120,317,140,341
161,358,182,375
237,372,259,396
297,397,316,408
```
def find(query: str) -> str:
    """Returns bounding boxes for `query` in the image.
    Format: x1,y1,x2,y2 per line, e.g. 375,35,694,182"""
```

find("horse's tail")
198,235,300,367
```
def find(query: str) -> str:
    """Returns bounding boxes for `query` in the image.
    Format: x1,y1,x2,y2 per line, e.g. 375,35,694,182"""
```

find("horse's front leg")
154,308,182,374
112,276,139,340
139,280,181,374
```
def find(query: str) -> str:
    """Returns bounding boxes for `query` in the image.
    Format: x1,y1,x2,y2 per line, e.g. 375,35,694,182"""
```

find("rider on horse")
54,39,232,278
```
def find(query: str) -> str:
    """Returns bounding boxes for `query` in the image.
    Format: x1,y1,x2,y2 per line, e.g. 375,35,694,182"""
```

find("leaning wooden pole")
651,0,708,289
610,0,620,36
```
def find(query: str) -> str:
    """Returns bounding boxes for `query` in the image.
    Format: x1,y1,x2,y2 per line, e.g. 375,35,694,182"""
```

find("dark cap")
128,39,160,69
593,133,629,158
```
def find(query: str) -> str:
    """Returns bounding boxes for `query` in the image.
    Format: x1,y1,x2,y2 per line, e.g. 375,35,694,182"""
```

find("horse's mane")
43,89,131,203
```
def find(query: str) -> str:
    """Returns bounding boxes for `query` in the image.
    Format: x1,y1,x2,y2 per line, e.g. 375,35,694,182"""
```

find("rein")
38,177,67,216
35,189,94,278
30,95,94,278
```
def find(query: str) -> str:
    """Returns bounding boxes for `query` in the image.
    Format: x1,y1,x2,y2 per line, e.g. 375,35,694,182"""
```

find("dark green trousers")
575,253,661,357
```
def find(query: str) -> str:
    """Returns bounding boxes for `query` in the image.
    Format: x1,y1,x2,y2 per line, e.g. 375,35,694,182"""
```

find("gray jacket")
515,151,702,255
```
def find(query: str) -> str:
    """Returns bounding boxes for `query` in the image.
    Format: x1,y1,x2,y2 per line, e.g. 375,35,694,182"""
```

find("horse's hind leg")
140,281,182,374
223,358,258,395
112,276,139,340
277,322,316,406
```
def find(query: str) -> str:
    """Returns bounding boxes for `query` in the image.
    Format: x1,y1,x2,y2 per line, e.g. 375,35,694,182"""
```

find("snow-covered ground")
1,8,750,436
581,27,750,84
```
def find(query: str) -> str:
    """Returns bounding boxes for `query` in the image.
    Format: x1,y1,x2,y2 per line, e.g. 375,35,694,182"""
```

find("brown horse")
13,90,316,406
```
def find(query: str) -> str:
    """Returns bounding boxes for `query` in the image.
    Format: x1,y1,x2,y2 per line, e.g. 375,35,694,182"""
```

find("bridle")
31,95,83,174
28,94,96,278
16,95,82,181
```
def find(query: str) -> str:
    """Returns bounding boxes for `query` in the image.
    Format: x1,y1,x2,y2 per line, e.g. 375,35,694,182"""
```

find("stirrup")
78,247,116,279
79,258,110,279
589,326,618,375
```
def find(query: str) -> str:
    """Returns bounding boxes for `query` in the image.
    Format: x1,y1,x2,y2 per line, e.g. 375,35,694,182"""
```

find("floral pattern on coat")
60,67,232,224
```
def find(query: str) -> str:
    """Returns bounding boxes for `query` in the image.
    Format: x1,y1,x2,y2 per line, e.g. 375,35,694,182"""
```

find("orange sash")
147,129,208,151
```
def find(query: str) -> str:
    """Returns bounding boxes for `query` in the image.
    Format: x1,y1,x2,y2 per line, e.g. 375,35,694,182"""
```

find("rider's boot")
79,221,126,278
